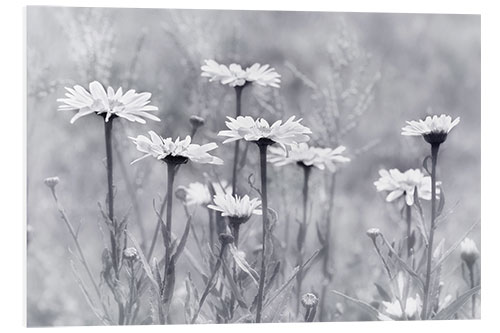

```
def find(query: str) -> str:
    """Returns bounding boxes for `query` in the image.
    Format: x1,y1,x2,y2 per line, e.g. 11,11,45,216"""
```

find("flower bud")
175,186,188,202
189,115,205,129
460,238,479,267
123,247,139,262
366,228,381,241
44,176,60,189
301,293,319,308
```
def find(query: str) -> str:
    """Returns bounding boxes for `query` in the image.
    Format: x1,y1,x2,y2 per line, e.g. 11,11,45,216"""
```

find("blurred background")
27,6,480,326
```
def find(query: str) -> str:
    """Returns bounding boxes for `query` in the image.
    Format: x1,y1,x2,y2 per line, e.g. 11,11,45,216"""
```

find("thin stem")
191,243,227,324
422,143,440,319
406,203,412,258
371,237,393,280
255,143,269,323
208,208,215,251
319,173,336,321
231,86,243,195
232,223,240,248
296,165,311,314
104,119,119,277
162,162,176,315
469,264,476,318
146,168,169,262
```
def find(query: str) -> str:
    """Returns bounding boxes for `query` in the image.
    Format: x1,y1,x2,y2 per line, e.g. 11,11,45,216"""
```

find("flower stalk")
232,86,244,195
255,139,272,323
422,143,440,319
296,164,311,314
406,203,412,258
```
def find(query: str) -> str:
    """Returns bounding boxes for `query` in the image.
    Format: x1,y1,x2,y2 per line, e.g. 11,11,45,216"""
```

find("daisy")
208,193,262,220
201,60,281,88
401,114,460,145
381,294,422,320
374,168,437,206
129,131,223,166
57,80,160,124
179,180,231,207
218,115,312,149
268,143,350,172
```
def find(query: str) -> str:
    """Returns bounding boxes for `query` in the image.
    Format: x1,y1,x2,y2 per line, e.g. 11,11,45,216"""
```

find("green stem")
469,264,476,318
162,162,176,318
422,143,440,319
296,165,311,314
319,173,336,321
146,169,169,262
406,203,412,258
191,243,227,324
231,86,243,195
255,143,269,323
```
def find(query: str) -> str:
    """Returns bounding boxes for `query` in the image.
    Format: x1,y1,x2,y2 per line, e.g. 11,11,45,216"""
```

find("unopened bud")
44,176,60,189
460,238,480,267
366,228,381,241
219,232,234,245
123,247,139,262
189,115,205,129
301,293,319,308
175,186,188,202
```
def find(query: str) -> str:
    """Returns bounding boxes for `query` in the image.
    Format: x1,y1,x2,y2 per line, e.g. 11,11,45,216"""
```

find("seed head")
123,247,139,262
44,176,60,189
301,293,319,308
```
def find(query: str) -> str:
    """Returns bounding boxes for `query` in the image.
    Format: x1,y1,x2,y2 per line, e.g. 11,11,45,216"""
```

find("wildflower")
123,247,139,262
44,176,60,189
208,193,262,222
268,143,350,172
460,238,480,267
374,168,438,206
57,81,160,124
182,182,212,207
401,114,460,145
381,294,422,320
218,116,311,149
201,60,281,88
129,131,223,165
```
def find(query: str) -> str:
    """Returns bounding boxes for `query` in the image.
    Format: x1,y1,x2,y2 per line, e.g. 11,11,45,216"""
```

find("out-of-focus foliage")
27,7,480,326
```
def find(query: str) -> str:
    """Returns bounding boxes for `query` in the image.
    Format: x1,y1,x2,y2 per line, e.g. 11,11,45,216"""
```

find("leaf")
221,260,249,310
433,285,481,320
172,215,192,264
374,283,392,302
126,231,160,294
263,250,319,311
422,155,432,176
437,187,446,217
228,244,259,286
432,220,480,273
331,290,391,321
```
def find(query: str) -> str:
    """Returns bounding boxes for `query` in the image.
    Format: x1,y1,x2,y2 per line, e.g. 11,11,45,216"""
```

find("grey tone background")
27,7,480,326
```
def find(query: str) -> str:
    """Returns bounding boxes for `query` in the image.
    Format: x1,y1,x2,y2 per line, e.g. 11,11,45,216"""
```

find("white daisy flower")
129,131,223,165
401,114,460,145
208,193,262,221
381,294,422,320
374,168,438,206
218,116,311,148
201,60,281,88
180,180,232,207
460,238,480,266
57,81,160,124
268,143,350,172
